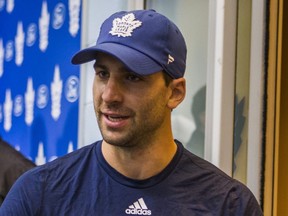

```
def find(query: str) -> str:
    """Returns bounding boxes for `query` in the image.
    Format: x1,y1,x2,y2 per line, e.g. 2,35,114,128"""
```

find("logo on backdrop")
25,78,35,126
37,85,49,109
5,40,14,62
68,0,81,37
26,23,37,47
51,64,63,121
39,1,50,52
4,89,12,132
15,21,25,66
53,3,66,29
6,0,14,13
65,75,79,103
14,95,23,117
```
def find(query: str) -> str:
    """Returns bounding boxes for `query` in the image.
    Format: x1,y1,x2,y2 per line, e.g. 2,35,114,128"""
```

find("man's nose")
101,78,123,103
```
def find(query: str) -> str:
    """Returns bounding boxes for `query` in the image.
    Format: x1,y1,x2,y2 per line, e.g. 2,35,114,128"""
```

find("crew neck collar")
95,140,183,188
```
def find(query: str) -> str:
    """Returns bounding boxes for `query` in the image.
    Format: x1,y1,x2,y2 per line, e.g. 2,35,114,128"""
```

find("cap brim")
71,43,163,76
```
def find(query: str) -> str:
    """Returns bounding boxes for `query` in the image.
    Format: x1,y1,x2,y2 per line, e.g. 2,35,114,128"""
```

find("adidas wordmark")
125,198,152,215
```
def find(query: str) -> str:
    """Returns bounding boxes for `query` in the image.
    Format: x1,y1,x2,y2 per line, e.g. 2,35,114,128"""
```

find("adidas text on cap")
71,10,187,79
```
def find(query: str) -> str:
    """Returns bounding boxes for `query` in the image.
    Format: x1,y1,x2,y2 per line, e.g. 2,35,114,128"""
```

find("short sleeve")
223,181,263,216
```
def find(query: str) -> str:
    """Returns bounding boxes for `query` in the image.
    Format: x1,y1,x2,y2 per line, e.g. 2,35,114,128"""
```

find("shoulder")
177,146,262,214
33,141,100,179
180,148,248,192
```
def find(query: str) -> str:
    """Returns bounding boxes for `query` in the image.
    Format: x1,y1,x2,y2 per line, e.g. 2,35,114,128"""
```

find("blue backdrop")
0,0,82,164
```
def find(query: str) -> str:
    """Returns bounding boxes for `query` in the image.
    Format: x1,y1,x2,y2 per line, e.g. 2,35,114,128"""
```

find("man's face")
93,52,171,148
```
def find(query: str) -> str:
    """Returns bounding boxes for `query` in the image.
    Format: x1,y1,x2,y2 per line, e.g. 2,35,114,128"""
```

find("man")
0,10,263,215
0,137,36,206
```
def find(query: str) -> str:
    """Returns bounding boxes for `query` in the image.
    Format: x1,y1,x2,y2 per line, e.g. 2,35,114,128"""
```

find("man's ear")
167,78,186,109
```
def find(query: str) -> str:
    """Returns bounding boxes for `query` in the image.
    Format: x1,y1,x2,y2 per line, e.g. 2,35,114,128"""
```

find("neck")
101,138,177,180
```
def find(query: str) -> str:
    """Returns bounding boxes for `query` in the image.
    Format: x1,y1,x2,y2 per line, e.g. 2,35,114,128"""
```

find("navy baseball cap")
71,9,187,79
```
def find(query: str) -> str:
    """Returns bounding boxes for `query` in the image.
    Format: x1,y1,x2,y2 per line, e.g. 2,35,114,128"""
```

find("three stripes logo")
125,198,152,215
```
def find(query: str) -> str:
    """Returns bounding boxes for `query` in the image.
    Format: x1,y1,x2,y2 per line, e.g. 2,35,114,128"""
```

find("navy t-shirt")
0,140,263,215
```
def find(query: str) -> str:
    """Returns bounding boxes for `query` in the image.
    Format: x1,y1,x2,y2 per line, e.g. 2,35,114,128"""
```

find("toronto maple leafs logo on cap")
109,13,142,37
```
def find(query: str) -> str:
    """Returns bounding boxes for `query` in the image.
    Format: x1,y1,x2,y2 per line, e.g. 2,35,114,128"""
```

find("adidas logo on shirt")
125,198,152,215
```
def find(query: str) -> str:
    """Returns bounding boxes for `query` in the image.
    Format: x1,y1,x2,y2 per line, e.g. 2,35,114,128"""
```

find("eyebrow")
94,62,142,78
93,62,107,70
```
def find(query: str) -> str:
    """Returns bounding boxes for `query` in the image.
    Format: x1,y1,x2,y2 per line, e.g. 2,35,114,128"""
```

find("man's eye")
127,74,141,81
96,71,109,78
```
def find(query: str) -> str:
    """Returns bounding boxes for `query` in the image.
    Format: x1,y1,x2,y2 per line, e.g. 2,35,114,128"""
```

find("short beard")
95,99,167,150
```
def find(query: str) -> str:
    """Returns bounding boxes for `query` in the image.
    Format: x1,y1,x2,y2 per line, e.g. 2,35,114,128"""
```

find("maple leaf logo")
109,13,142,37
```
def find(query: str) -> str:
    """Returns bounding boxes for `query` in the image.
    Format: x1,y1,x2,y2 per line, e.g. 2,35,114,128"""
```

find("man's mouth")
105,114,129,122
